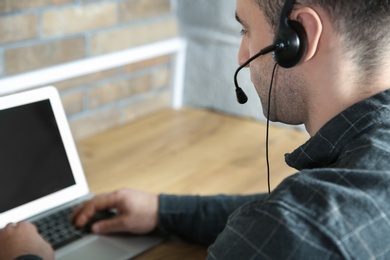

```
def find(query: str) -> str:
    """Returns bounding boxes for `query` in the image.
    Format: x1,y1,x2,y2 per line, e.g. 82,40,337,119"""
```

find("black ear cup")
273,0,308,68
233,0,309,104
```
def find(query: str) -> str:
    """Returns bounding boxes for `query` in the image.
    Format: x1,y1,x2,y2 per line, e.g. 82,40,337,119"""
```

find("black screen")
0,100,76,213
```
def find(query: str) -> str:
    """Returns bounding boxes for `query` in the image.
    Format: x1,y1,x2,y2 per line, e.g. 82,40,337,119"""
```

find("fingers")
5,222,36,232
90,217,127,234
5,223,17,229
72,203,96,227
72,191,121,227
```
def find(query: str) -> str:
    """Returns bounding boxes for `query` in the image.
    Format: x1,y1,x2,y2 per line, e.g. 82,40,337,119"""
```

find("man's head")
252,0,390,79
236,0,390,135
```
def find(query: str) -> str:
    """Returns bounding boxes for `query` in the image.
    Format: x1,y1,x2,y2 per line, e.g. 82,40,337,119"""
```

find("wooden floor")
77,108,309,259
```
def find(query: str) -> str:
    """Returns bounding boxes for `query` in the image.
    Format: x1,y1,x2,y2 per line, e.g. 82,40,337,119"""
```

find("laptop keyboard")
33,205,87,249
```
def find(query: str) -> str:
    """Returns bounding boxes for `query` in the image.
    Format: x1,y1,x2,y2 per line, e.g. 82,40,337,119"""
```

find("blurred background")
0,0,264,140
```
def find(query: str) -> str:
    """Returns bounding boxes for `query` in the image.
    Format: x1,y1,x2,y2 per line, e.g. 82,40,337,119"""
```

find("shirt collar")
285,89,390,170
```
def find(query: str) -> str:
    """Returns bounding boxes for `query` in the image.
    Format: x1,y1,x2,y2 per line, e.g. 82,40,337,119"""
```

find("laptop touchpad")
57,237,128,260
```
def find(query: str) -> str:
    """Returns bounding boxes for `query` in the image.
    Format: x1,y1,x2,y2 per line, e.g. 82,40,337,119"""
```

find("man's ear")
292,7,323,62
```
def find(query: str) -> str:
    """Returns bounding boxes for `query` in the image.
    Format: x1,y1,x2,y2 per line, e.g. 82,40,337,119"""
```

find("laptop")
0,86,164,260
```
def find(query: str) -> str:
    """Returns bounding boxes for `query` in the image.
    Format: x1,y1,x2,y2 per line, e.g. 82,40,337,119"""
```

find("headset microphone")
234,44,282,104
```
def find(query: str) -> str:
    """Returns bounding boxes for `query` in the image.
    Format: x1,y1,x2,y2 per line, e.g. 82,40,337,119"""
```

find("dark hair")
253,0,390,78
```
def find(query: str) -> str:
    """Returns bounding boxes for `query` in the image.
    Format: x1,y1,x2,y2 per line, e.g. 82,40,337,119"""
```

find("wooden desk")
77,108,309,259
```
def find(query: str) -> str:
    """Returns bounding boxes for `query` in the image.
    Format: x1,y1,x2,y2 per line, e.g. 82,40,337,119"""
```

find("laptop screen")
0,99,76,213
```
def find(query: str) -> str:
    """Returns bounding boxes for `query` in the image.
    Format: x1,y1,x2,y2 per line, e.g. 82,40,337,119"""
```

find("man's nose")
238,38,250,67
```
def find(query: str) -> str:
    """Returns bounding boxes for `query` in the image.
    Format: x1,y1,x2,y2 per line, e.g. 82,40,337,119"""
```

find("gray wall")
176,0,265,121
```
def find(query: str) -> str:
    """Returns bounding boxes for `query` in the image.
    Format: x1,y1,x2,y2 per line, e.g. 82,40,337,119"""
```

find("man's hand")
72,188,159,234
0,222,54,260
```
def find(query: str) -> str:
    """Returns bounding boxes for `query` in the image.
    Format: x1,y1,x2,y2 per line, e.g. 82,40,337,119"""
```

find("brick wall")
0,0,179,140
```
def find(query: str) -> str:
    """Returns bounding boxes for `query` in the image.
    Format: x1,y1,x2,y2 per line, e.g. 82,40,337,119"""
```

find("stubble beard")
252,63,308,125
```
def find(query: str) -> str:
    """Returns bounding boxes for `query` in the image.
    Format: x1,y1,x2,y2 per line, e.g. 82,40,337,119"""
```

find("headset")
274,0,308,68
234,0,308,104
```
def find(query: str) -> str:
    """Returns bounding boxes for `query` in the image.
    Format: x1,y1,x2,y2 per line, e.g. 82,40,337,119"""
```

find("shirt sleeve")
158,193,267,246
207,199,343,259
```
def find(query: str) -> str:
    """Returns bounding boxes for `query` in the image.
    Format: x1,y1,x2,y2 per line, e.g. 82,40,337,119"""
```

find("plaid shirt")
159,89,390,259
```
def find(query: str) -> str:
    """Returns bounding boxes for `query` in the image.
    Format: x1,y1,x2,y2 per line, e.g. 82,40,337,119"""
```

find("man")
2,0,390,258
